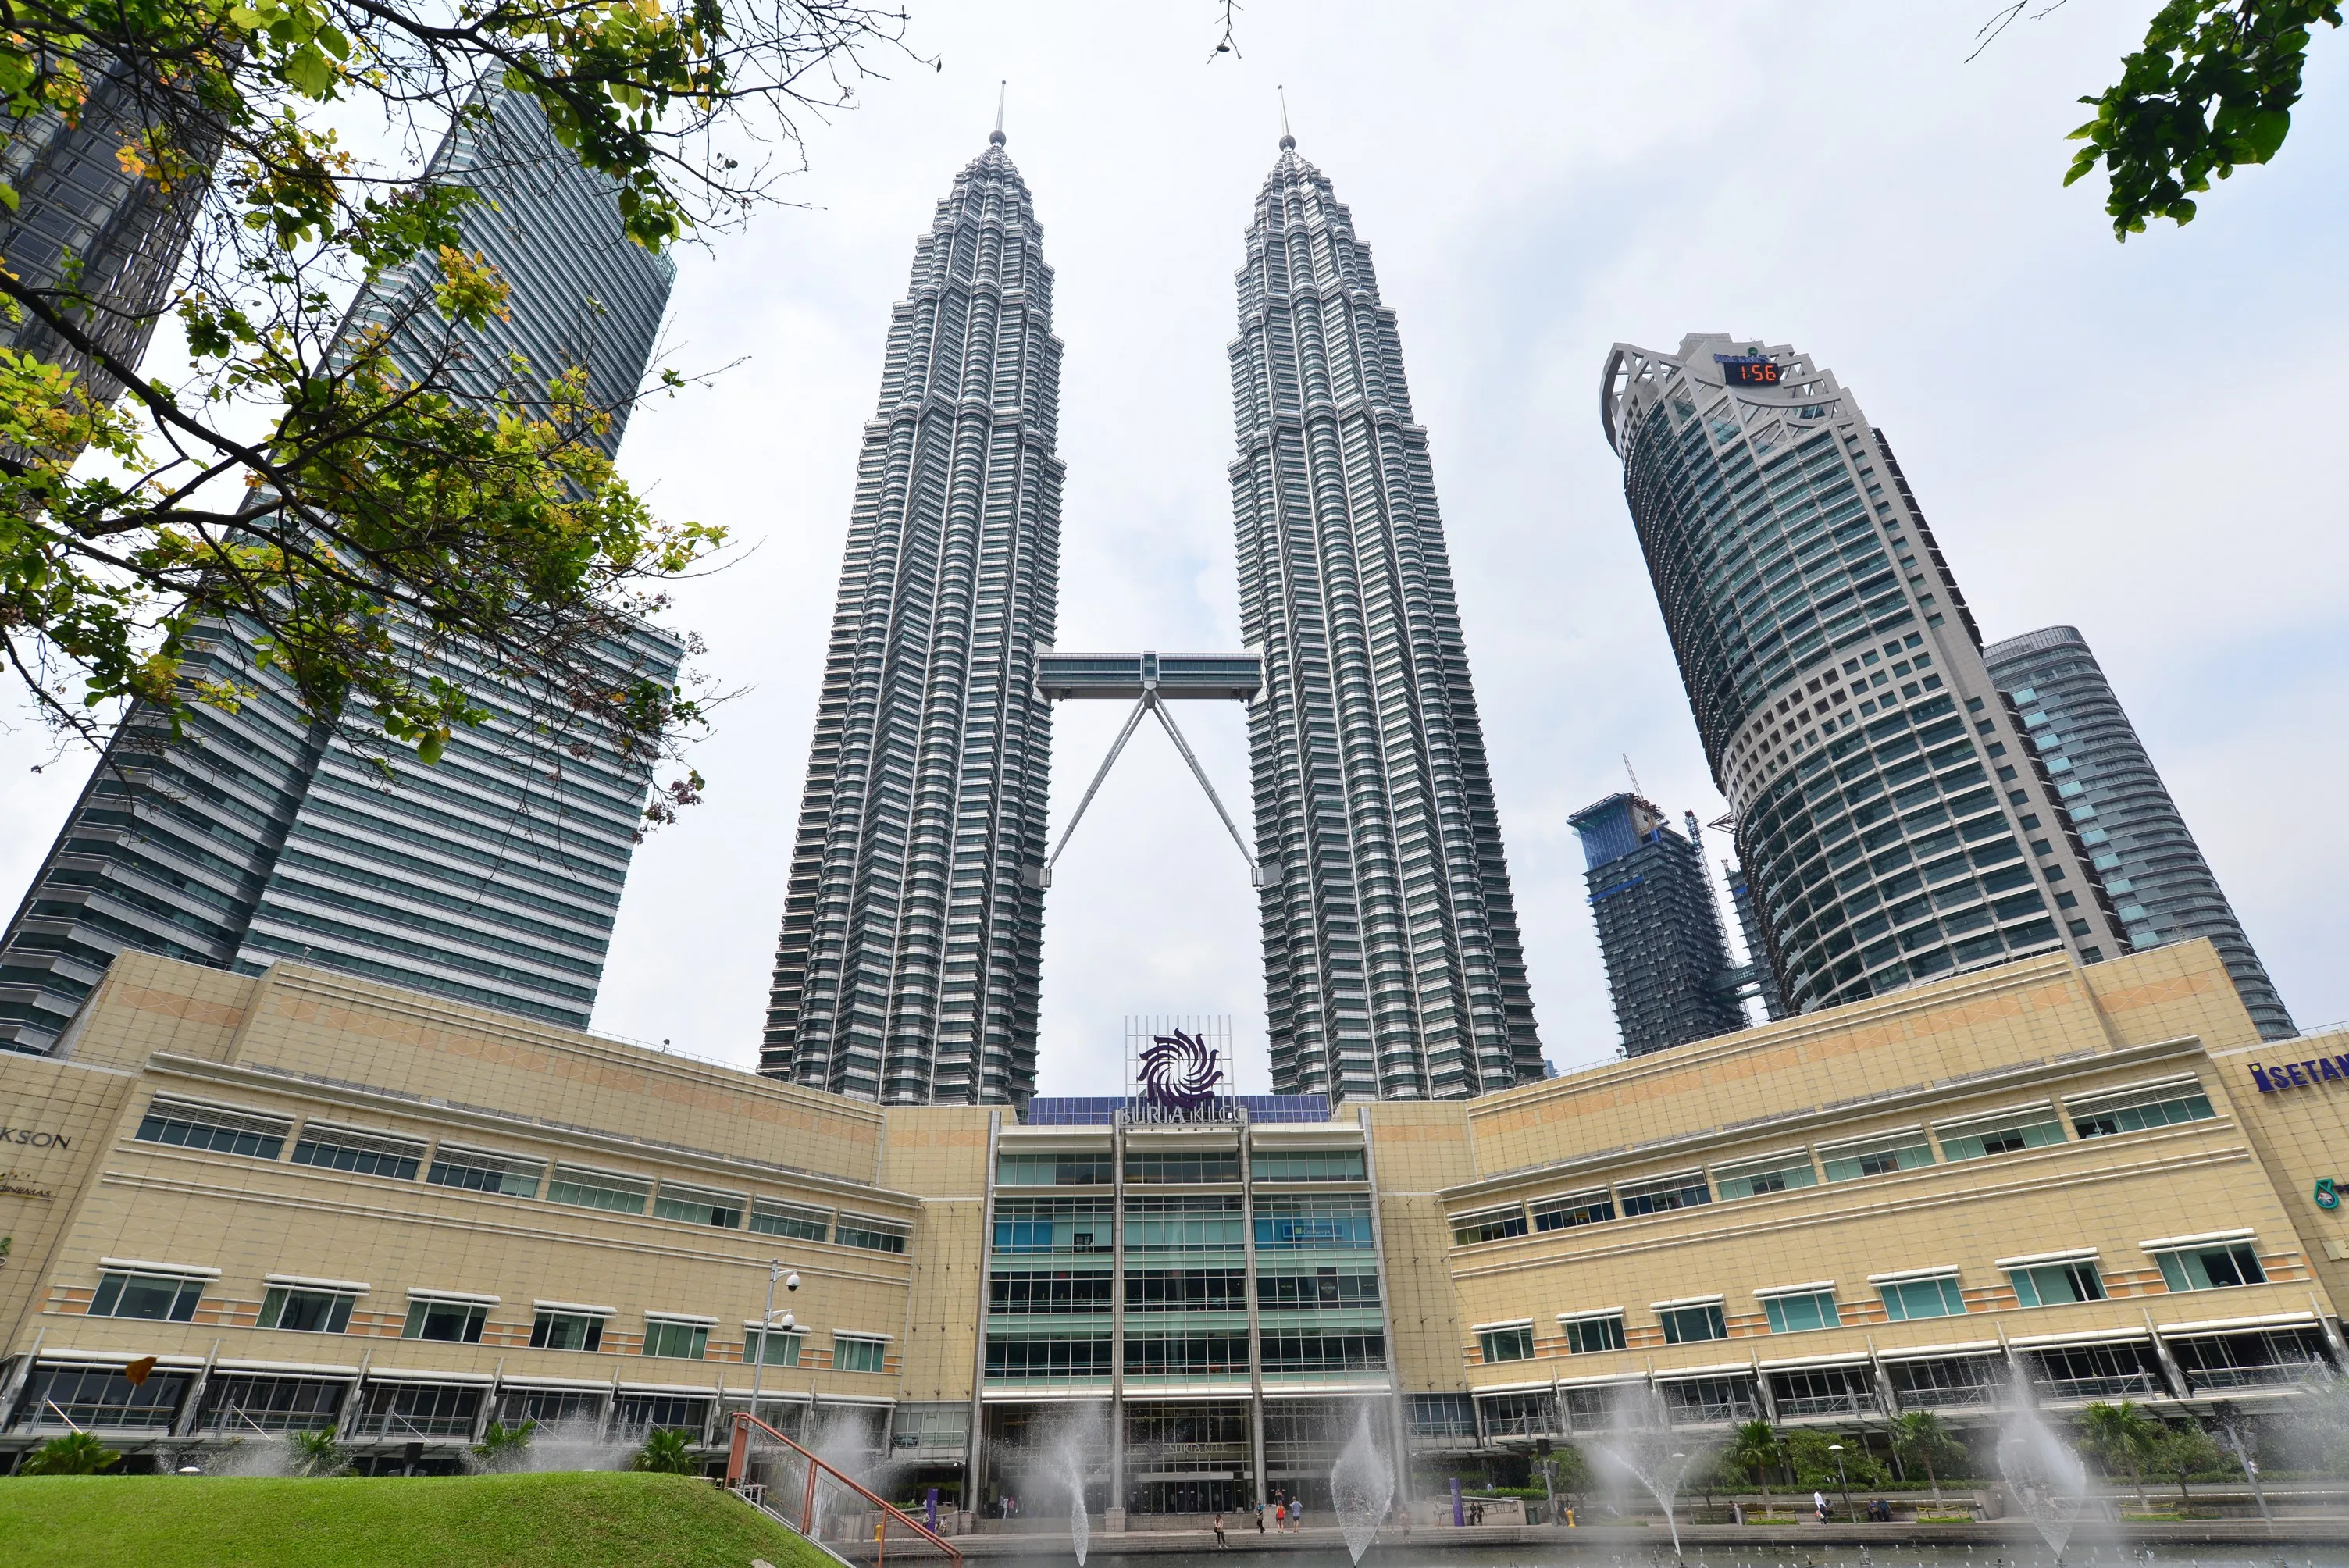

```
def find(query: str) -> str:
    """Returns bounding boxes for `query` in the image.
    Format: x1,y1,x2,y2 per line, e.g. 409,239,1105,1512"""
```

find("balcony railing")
2035,1373,2160,1402
1776,1392,1881,1418
1895,1383,1998,1409
2183,1361,2330,1392
1665,1396,1760,1427
348,1411,478,1439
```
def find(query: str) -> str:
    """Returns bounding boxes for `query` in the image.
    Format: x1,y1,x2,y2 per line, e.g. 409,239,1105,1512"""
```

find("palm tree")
472,1419,536,1472
633,1427,697,1475
2079,1400,2157,1511
1888,1411,1954,1506
1726,1420,1784,1516
18,1431,121,1475
285,1427,347,1477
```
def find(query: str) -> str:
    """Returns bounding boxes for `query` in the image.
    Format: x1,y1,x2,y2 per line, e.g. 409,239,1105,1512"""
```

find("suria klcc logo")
1131,1030,1226,1123
2249,1056,2349,1092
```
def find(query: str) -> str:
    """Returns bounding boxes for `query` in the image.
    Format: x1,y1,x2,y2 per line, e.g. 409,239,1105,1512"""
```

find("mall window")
835,1335,887,1374
836,1213,911,1255
2068,1079,2216,1139
1452,1206,1529,1245
1260,1329,1385,1374
1531,1190,1615,1231
91,1269,208,1321
1759,1288,1841,1333
425,1143,542,1198
1128,1196,1246,1252
985,1330,1112,1379
1407,1393,1477,1438
2151,1236,2267,1292
258,1283,356,1334
744,1328,805,1367
993,1198,1111,1255
1251,1149,1367,1182
403,1297,489,1342
1256,1193,1374,1250
993,1270,1118,1313
1476,1323,1535,1363
1820,1128,1935,1181
1713,1150,1819,1201
1559,1312,1627,1355
547,1164,650,1216
1257,1267,1379,1311
134,1097,288,1160
652,1182,744,1229
1877,1272,1968,1321
1617,1171,1711,1217
996,1152,1114,1186
749,1200,830,1243
643,1317,711,1360
1658,1300,1728,1345
529,1306,609,1351
1125,1149,1240,1184
1935,1104,2065,1162
2007,1257,2105,1306
1124,1329,1249,1376
291,1121,423,1180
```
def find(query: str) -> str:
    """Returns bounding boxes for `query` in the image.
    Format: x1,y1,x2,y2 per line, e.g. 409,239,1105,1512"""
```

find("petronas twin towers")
762,124,1541,1107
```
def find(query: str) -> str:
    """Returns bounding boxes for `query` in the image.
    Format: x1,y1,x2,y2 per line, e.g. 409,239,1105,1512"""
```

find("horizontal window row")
984,1266,1380,1313
983,1329,1386,1379
1449,1075,2214,1246
130,1094,907,1253
994,1148,1367,1186
79,1267,893,1370
1470,1231,2276,1364
993,1194,1374,1254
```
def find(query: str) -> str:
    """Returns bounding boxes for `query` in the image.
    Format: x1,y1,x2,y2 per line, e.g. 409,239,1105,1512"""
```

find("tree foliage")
1724,1420,1784,1511
632,1425,696,1474
2066,1,2343,237
286,1427,348,1477
472,1418,536,1470
16,1430,122,1474
2079,1399,2158,1508
0,0,914,796
1888,1411,1966,1502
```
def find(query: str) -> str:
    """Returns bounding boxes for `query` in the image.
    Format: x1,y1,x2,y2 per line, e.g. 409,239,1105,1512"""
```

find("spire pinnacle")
1278,84,1294,150
990,81,1006,145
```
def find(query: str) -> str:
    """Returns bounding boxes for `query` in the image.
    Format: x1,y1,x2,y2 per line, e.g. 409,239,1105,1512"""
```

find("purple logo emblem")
1140,1029,1222,1113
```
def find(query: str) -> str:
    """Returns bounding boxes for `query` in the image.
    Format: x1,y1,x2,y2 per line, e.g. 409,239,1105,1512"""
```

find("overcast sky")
5,2,2344,1092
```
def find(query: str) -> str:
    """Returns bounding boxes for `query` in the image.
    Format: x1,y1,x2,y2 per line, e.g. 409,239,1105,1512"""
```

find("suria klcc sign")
1126,1029,1235,1124
2248,1054,2349,1092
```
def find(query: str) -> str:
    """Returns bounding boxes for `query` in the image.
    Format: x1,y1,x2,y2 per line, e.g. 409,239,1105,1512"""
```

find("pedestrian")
1397,1502,1412,1536
1255,1502,1266,1534
1813,1490,1828,1523
1292,1494,1305,1530
1214,1512,1228,1548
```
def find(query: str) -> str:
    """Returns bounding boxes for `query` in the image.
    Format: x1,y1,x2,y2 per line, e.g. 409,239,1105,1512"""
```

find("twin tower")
758,127,1544,1107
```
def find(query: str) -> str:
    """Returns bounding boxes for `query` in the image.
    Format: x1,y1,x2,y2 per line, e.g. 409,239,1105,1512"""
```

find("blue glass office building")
1599,336,2123,1015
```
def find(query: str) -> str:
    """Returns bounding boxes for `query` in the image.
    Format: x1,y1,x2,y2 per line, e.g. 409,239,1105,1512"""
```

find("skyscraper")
1569,793,1747,1057
0,90,678,1053
1601,334,2123,1015
761,126,1060,1107
1984,625,2294,1039
0,54,212,415
1230,134,1541,1100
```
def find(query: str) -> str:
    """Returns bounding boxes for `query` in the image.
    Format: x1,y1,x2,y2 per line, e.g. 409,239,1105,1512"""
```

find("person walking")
1255,1502,1266,1534
1813,1490,1829,1522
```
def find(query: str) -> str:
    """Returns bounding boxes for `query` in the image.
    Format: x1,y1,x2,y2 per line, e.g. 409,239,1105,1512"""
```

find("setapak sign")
2249,1056,2349,1093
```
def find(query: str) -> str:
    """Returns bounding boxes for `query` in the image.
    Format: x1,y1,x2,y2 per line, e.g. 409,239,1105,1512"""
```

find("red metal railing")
724,1411,961,1568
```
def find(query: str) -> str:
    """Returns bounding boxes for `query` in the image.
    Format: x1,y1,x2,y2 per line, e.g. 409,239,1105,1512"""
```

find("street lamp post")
747,1261,800,1433
1828,1443,1853,1523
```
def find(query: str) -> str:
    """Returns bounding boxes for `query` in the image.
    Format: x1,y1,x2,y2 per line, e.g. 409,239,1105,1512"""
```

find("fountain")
1585,1396,1708,1559
517,1412,633,1473
1995,1406,2091,1562
1062,1447,1090,1566
1328,1406,1395,1565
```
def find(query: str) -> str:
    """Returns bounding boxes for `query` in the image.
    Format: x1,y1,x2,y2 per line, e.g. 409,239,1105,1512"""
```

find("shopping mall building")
4,941,2345,1516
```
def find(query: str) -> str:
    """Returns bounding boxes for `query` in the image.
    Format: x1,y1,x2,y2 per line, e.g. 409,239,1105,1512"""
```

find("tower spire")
1278,84,1294,150
991,80,1006,145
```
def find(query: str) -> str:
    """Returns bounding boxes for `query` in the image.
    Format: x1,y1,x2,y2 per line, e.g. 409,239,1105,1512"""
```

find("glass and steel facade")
1568,793,1748,1057
0,91,679,1051
761,129,1062,1106
974,1116,1393,1516
1984,625,2294,1039
1228,136,1542,1100
1601,335,2123,1014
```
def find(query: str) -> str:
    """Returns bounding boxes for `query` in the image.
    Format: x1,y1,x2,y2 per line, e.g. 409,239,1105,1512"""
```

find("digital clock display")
1716,355,1780,386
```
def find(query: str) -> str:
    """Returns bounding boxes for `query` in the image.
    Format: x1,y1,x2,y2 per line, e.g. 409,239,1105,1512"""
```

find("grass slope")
0,1470,841,1568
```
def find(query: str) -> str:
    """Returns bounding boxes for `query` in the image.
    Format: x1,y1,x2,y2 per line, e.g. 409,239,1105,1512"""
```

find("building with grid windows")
1568,794,1748,1058
0,89,679,1052
1600,335,2123,1017
2,931,2340,1513
761,127,1062,1107
1229,134,1542,1102
1984,624,2294,1040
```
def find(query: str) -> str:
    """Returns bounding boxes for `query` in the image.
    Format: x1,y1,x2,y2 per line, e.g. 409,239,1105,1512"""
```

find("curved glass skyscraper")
1230,136,1542,1099
762,128,1061,1106
1984,625,2294,1039
1602,335,2123,1014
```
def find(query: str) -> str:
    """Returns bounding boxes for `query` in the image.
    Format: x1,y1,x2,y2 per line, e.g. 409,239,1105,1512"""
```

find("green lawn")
0,1470,842,1568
